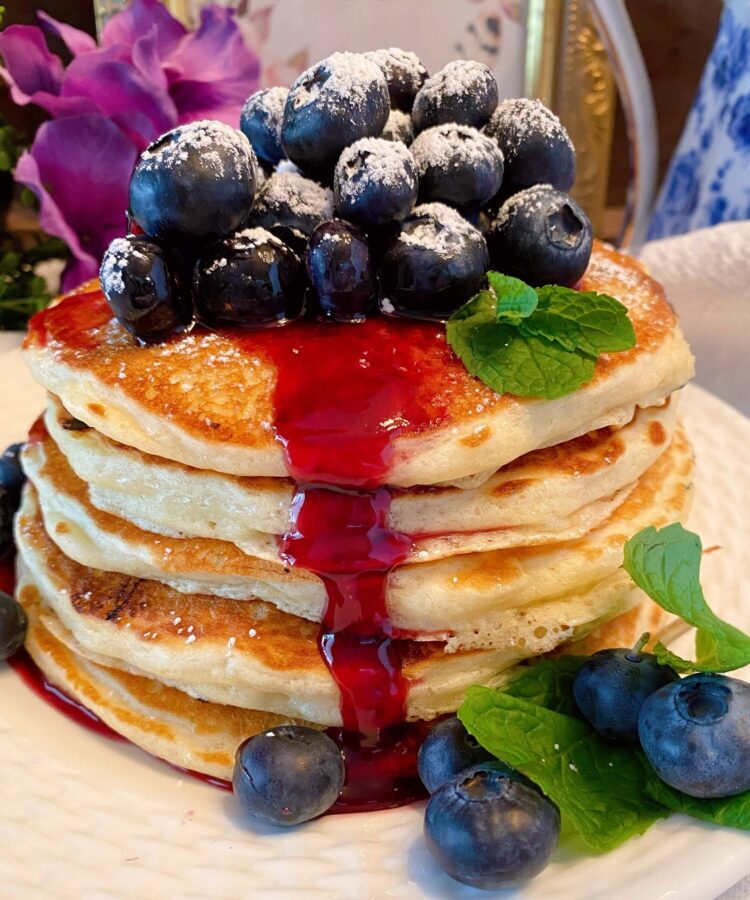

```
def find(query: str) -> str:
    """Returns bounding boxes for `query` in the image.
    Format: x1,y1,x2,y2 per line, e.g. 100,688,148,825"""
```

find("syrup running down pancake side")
28,292,457,811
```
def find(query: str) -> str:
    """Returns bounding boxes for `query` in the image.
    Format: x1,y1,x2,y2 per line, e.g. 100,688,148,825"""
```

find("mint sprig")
447,273,636,399
623,524,750,673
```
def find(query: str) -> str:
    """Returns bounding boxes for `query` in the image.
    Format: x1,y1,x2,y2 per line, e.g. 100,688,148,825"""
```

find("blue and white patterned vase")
648,0,750,240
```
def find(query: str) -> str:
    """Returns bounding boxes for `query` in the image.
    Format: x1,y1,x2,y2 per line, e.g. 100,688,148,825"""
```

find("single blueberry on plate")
240,87,289,167
639,673,750,798
281,52,390,176
486,184,593,286
233,725,345,826
380,109,415,145
248,171,334,236
194,227,306,328
425,762,560,890
129,120,258,242
381,202,489,320
573,633,680,741
411,123,504,211
334,137,418,228
363,48,428,111
417,716,496,793
412,60,498,133
0,591,26,660
485,98,576,196
306,220,377,322
100,235,194,344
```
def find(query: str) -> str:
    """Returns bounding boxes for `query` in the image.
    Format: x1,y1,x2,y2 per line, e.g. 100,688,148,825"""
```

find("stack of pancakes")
16,244,694,780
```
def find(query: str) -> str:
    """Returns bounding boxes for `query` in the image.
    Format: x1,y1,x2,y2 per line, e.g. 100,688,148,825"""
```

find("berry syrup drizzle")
27,292,453,811
235,318,448,811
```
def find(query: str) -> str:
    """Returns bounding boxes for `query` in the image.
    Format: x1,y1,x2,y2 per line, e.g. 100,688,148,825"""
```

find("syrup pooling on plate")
235,318,449,809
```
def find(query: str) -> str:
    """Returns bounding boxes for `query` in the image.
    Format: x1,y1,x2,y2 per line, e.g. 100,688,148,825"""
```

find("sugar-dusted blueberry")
363,48,428,111
248,171,334,237
306,220,377,322
240,87,289,167
485,98,576,196
418,716,496,793
194,227,306,328
486,184,592,287
425,762,560,890
380,109,414,145
334,137,418,228
411,123,503,212
0,591,26,660
281,52,390,176
412,60,498,133
233,725,345,826
129,120,258,241
639,673,750,799
573,634,680,741
100,235,193,344
381,202,489,320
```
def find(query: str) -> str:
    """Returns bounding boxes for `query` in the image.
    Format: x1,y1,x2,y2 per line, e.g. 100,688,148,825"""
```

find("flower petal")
15,116,139,291
36,11,98,57
165,6,260,124
101,0,186,60
62,44,177,136
0,23,64,102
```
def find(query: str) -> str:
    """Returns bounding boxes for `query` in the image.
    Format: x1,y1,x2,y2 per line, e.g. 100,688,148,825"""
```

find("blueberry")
425,762,560,890
380,109,414,145
281,52,390,176
333,138,418,228
240,87,289,167
233,725,345,826
487,184,593,287
485,98,575,196
412,60,498,133
411,124,504,212
306,220,377,322
381,203,489,320
573,633,680,741
363,48,428,111
639,673,750,799
100,236,194,344
129,120,258,242
0,444,25,499
248,171,334,236
269,224,309,257
0,591,26,660
418,716,496,793
194,227,306,328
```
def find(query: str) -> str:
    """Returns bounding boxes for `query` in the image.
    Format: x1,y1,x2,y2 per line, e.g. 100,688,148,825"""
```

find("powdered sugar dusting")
364,47,427,101
381,109,414,145
139,119,256,182
417,60,495,105
254,171,334,221
334,137,416,203
493,183,555,229
399,202,484,253
289,51,387,112
487,98,572,160
100,237,148,296
411,123,503,176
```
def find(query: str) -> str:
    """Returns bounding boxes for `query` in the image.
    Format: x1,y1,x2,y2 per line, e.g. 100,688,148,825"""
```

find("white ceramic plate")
0,334,748,899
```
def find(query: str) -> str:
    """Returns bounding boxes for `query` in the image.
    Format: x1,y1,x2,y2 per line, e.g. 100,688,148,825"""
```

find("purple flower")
15,117,139,291
0,0,261,291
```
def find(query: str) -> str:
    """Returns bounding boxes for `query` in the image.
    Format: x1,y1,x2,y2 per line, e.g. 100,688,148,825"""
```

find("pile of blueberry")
231,633,750,890
100,50,594,343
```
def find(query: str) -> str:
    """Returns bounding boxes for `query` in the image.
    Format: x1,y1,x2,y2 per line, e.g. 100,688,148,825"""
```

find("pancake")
23,244,694,487
19,575,675,782
16,487,667,725
23,425,694,648
45,393,680,559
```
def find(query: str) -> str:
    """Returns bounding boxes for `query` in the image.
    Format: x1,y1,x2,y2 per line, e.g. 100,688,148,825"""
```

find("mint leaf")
487,273,538,324
623,524,750,673
447,293,596,400
504,657,585,715
459,685,667,852
644,777,750,830
521,287,636,356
